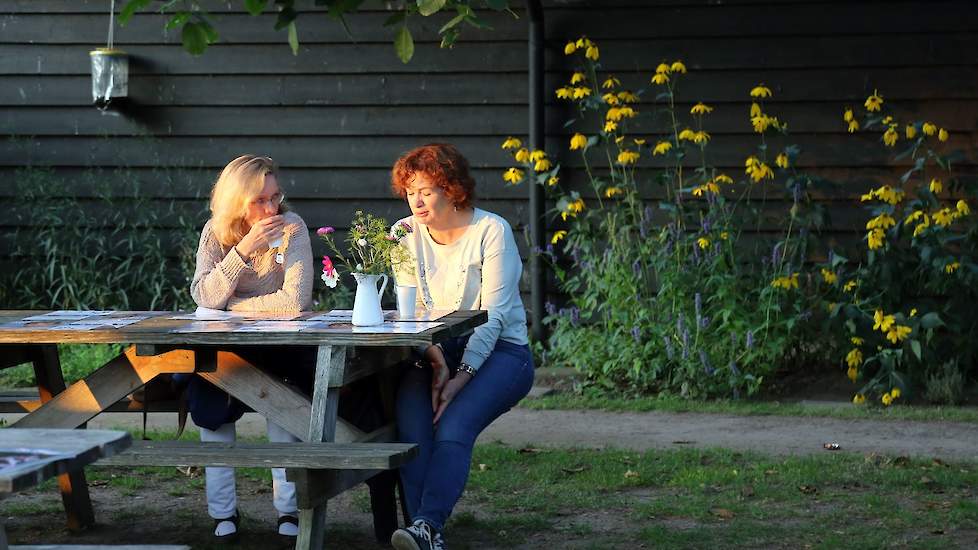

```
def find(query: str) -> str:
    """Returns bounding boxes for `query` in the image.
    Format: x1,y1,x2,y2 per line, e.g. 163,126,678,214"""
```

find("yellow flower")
715,174,733,184
697,237,710,250
617,91,639,103
616,150,640,165
606,107,622,121
905,124,917,139
909,308,917,317
534,158,552,172
514,148,530,162
883,126,899,147
891,388,901,399
913,215,931,237
555,87,572,99
670,60,687,73
882,393,892,406
930,179,942,194
843,109,854,122
602,77,620,89
691,182,720,196
945,262,960,274
853,393,866,405
653,141,672,155
751,114,781,133
655,63,671,74
585,45,599,60
572,87,592,99
934,208,955,227
618,106,637,119
651,73,669,85
569,133,587,150
547,175,559,187
866,213,896,231
851,337,864,345
776,153,789,169
751,102,763,118
570,72,586,85
678,128,696,141
575,37,589,48
938,128,949,142
957,200,970,215
922,122,937,136
864,89,883,112
720,231,729,240
882,116,894,125
848,119,860,133
501,137,521,150
746,161,774,183
602,92,620,105
692,131,710,145
564,41,576,55
862,185,905,205
690,102,713,115
886,325,911,344
568,198,585,213
847,366,858,383
821,268,838,284
551,230,567,244
529,150,546,162
604,120,618,133
771,274,800,290
604,186,624,198
750,84,772,98
502,167,524,184
844,280,858,292
873,309,896,333
633,138,646,146
866,228,885,250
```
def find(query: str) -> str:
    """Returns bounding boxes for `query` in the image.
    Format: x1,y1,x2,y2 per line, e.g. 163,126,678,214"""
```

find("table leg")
296,344,347,550
29,344,94,531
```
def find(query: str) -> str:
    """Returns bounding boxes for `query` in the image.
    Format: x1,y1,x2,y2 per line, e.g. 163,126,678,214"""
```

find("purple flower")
699,316,710,328
694,293,702,318
399,221,413,233
746,330,754,350
699,350,714,375
385,234,398,242
317,226,335,236
545,243,554,256
730,331,738,347
792,182,802,204
676,313,685,335
631,326,641,343
545,302,557,316
663,336,674,360
632,260,642,278
531,245,543,255
681,328,690,358
771,242,783,266
570,307,580,326
701,217,712,233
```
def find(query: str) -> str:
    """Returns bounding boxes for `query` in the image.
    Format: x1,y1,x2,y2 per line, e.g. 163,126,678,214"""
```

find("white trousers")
200,420,300,519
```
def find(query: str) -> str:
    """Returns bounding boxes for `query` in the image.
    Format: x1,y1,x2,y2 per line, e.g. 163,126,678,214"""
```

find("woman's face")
243,174,282,228
405,172,453,228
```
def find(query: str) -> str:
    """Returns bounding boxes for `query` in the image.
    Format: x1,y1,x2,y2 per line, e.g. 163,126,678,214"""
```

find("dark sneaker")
391,519,446,550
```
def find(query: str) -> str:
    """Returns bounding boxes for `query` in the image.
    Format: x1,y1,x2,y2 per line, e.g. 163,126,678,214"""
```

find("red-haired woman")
388,143,534,550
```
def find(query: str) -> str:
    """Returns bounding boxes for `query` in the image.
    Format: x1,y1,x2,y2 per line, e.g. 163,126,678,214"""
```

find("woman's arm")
226,217,314,312
190,222,252,310
460,220,523,371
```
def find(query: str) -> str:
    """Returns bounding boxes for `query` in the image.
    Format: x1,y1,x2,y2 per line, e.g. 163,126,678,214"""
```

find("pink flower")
317,226,335,236
385,235,398,242
399,221,413,233
321,255,335,275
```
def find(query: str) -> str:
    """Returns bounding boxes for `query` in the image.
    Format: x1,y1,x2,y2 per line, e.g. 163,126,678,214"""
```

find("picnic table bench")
0,309,487,549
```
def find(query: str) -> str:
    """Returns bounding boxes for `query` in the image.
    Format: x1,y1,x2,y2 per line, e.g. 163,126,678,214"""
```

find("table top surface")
0,428,131,494
0,309,487,347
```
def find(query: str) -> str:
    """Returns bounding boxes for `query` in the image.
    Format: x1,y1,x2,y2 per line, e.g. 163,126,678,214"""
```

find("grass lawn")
5,431,977,549
523,392,978,424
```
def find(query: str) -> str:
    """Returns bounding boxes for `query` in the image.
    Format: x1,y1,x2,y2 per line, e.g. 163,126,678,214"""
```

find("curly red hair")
391,143,476,209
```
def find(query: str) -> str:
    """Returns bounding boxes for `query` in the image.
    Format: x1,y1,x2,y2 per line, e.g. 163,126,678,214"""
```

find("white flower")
357,238,367,247
320,270,338,288
356,263,363,271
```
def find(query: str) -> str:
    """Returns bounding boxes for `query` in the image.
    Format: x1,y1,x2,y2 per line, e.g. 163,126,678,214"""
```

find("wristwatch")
457,362,477,377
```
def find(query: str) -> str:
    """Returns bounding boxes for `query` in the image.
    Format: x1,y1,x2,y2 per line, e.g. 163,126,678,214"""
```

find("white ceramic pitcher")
351,272,388,326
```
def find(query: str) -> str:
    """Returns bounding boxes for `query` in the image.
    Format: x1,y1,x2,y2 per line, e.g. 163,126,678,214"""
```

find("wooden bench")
11,546,189,549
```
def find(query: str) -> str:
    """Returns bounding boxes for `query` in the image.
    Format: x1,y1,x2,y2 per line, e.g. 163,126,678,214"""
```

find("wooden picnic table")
0,309,487,550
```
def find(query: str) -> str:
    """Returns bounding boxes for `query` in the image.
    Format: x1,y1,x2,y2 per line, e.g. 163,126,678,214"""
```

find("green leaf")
244,0,268,16
287,21,299,55
418,0,447,16
910,339,922,361
181,22,212,55
919,312,943,329
394,25,414,63
119,0,152,25
164,12,190,30
438,12,467,34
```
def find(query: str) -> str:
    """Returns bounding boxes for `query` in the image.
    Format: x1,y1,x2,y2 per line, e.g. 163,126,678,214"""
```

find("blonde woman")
188,154,314,541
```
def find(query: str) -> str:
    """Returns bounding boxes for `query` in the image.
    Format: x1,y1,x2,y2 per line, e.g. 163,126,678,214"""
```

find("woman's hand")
433,372,471,424
424,345,450,415
235,215,285,258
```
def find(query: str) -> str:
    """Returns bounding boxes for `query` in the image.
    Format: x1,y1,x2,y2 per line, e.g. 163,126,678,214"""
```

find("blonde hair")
208,155,287,247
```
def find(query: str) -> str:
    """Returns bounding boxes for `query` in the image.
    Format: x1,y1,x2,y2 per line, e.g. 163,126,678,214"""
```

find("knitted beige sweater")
190,211,313,312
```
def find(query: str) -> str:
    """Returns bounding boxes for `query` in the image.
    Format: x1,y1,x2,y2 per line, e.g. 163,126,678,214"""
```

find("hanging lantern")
90,0,127,109
90,48,128,107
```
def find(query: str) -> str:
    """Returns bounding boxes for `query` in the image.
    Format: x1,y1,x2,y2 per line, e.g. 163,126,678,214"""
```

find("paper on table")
170,321,241,333
170,307,299,321
390,308,455,322
306,310,397,322
233,321,328,333
22,310,114,322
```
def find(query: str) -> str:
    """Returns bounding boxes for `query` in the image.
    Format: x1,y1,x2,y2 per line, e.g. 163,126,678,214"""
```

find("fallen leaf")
518,447,545,454
478,463,488,472
764,469,778,476
561,465,589,474
624,470,640,479
798,485,818,495
88,480,109,487
710,507,735,520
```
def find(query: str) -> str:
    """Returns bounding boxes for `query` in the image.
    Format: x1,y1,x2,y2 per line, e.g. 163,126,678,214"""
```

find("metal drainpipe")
526,0,546,344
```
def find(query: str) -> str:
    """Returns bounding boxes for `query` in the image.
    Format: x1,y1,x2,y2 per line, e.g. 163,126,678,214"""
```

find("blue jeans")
396,337,534,531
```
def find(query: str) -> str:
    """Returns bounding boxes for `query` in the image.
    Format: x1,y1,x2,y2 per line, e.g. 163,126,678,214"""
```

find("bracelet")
457,362,477,377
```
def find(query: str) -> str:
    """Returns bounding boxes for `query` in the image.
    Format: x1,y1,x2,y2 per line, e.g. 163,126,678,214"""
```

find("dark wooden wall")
2,0,977,307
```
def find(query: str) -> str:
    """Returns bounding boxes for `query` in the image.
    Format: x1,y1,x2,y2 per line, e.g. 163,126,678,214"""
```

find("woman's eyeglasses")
251,193,285,209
